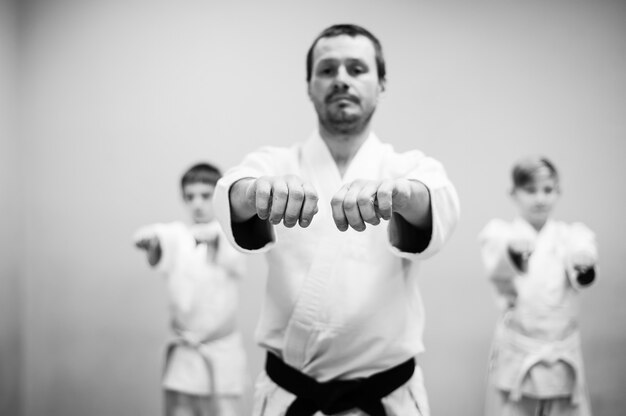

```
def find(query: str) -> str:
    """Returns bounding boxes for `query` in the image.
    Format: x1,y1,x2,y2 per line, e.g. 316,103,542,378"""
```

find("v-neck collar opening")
302,131,379,183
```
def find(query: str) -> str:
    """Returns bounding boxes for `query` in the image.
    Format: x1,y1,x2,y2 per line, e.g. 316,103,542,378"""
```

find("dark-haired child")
134,162,247,416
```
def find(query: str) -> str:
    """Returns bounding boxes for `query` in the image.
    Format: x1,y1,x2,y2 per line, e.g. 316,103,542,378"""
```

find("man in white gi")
213,24,460,416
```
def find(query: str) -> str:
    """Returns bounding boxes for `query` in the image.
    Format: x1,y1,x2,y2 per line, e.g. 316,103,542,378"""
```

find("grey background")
1,0,625,415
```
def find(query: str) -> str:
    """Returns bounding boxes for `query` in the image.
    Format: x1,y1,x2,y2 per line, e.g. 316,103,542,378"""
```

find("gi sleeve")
478,219,520,308
386,150,460,259
215,229,247,279
213,146,290,253
152,223,181,275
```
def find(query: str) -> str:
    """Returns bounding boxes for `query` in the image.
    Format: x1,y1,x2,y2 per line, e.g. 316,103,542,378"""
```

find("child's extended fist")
133,227,159,251
508,238,534,273
568,250,597,287
190,223,220,246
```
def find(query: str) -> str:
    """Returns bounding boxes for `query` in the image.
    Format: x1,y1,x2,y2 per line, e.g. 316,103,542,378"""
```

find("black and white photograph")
1,1,624,415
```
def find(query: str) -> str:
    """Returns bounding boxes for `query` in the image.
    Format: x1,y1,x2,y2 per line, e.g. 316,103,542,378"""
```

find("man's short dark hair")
306,24,386,84
180,162,222,190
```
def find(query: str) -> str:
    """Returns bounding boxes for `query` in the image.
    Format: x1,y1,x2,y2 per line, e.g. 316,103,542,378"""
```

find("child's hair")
180,162,222,190
511,156,559,188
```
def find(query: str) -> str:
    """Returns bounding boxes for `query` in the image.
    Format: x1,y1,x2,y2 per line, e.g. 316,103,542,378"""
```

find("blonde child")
134,162,247,416
478,156,598,416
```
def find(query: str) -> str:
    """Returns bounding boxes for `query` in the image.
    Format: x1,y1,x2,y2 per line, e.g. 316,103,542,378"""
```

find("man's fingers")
299,182,319,228
283,177,305,228
330,184,350,231
253,176,320,228
269,178,288,225
357,183,381,226
344,184,366,231
253,178,272,220
390,179,412,211
375,180,395,220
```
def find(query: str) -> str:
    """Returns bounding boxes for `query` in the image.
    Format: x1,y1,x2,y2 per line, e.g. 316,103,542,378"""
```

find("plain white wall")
0,0,21,415
13,1,626,415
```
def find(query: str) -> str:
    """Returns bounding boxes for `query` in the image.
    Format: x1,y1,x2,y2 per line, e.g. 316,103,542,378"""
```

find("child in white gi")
134,162,247,416
479,156,598,416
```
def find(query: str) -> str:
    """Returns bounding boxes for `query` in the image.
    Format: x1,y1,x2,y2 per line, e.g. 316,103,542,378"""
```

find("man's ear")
379,79,386,93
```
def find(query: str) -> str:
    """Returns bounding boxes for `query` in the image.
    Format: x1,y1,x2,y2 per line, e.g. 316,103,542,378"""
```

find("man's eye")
350,66,365,75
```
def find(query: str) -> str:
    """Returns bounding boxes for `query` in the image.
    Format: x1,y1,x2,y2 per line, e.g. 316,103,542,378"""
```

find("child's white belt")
164,327,236,394
497,322,584,404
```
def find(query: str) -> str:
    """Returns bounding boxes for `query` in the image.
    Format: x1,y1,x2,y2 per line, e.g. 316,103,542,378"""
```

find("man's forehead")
312,34,376,63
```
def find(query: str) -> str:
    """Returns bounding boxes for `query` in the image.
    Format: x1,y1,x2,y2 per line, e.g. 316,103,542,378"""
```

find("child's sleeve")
386,150,461,259
478,219,520,307
213,147,290,254
151,223,180,274
215,230,247,279
565,222,599,290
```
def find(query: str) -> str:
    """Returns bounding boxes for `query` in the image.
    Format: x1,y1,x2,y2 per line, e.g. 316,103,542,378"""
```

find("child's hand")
133,228,159,251
567,250,597,287
133,227,162,266
507,238,534,273
190,224,219,245
569,250,596,270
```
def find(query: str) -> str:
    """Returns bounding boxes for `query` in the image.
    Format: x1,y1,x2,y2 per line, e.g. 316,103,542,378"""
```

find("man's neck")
319,124,371,177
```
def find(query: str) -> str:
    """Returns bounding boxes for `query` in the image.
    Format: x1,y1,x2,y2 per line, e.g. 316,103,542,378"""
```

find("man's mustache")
325,93,360,104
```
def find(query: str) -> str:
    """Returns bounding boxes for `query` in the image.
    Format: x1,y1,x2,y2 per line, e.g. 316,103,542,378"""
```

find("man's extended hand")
231,175,319,228
330,179,423,232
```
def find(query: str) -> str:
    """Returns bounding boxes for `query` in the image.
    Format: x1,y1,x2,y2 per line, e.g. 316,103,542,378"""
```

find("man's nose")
332,66,350,91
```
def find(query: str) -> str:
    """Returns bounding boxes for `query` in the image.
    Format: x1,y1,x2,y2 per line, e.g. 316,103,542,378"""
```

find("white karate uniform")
142,220,248,396
213,132,460,415
479,217,598,416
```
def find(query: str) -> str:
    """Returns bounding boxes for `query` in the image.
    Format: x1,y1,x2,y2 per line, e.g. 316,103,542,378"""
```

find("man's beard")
318,105,376,135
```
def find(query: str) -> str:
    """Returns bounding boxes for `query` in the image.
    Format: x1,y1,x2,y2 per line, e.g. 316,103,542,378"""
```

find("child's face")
182,182,215,224
511,168,560,228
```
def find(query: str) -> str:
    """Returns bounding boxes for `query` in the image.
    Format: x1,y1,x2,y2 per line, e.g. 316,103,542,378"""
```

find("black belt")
265,352,415,416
